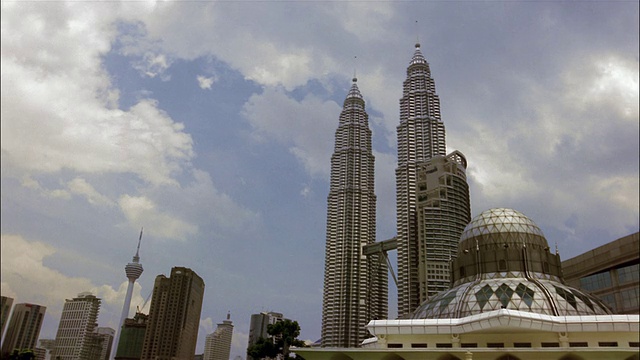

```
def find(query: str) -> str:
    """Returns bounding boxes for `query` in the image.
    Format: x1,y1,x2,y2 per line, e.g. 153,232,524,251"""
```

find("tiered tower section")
396,43,448,318
322,78,387,347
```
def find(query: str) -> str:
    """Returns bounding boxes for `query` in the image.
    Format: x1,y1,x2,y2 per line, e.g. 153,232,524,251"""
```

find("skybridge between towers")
363,237,398,287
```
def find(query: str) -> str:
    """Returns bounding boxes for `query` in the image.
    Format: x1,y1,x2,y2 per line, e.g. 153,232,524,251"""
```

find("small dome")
461,208,545,242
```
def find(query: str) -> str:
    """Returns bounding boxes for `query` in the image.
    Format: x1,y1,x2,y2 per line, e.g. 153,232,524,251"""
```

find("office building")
140,267,205,360
295,208,639,360
247,311,283,359
94,327,115,360
114,312,148,360
51,292,101,360
415,151,471,302
1,296,13,343
322,77,387,347
203,313,233,360
562,231,639,314
1,303,46,356
114,229,144,357
396,43,470,318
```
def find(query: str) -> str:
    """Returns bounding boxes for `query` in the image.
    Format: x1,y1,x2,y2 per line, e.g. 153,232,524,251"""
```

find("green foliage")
8,349,35,360
247,319,307,359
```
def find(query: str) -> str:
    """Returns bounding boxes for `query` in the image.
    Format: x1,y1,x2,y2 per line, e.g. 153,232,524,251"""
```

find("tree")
7,349,35,360
246,319,306,359
268,319,306,358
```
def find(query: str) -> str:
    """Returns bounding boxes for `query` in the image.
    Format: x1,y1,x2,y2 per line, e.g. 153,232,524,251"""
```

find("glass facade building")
563,232,639,314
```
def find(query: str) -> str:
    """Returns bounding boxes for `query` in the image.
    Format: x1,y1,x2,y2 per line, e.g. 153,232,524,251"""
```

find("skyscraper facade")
203,313,233,360
396,43,463,318
322,78,387,347
416,151,471,302
51,292,101,360
1,303,46,356
113,230,144,359
140,267,205,360
0,296,13,343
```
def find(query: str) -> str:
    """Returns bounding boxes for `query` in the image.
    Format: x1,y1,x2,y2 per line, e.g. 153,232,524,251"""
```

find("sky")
1,1,638,359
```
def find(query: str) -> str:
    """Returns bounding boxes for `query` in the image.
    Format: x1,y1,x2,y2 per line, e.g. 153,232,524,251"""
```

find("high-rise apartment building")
51,292,101,360
203,313,233,360
140,267,205,360
1,303,46,356
416,152,470,302
396,43,468,317
0,296,13,343
322,78,387,347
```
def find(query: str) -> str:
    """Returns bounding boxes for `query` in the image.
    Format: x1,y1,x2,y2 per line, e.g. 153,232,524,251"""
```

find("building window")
579,271,612,292
598,342,618,347
387,343,403,348
461,343,477,348
620,287,639,310
569,342,588,347
514,342,531,348
499,259,507,271
541,342,560,347
487,343,504,348
436,343,452,348
629,342,639,347
411,343,428,348
617,263,639,284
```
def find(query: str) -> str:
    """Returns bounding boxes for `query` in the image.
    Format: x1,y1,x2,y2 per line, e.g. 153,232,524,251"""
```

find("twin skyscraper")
322,43,471,347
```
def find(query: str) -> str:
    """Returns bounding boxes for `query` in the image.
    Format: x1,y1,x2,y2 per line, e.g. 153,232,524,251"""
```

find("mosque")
295,208,640,360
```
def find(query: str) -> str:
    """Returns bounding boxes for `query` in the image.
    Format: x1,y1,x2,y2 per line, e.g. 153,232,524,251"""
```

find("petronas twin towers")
322,43,471,347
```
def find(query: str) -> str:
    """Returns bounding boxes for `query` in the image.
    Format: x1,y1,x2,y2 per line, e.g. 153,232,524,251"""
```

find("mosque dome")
412,208,612,319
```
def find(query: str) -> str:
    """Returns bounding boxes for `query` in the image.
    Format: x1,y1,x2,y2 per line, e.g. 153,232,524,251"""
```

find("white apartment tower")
322,78,387,347
203,313,233,360
396,43,452,318
51,292,101,360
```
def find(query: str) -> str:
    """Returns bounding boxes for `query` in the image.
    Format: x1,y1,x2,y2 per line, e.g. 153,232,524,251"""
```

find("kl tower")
113,228,144,357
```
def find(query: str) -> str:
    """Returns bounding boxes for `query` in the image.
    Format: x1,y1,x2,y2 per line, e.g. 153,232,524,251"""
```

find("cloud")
68,178,115,207
0,234,142,323
197,75,216,90
118,194,198,241
242,87,340,177
1,4,194,186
